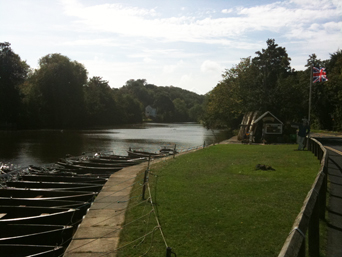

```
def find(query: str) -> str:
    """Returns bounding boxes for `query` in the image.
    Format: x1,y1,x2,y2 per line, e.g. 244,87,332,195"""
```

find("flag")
313,67,328,83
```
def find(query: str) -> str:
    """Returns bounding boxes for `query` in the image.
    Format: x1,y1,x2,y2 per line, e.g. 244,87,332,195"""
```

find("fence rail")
278,137,328,257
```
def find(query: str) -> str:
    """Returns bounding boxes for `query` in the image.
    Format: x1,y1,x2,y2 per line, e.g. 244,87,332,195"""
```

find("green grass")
117,144,321,257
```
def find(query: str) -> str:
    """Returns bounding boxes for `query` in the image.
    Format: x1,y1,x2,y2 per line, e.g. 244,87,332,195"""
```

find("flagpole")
308,65,312,124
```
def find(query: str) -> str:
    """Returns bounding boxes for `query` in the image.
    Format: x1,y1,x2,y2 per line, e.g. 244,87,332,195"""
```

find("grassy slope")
118,144,321,257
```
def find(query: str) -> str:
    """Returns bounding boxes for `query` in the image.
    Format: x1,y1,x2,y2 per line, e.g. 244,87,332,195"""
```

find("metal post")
166,247,172,257
173,144,176,159
320,162,328,220
142,156,151,200
308,138,312,151
142,167,148,200
166,247,176,257
308,65,313,124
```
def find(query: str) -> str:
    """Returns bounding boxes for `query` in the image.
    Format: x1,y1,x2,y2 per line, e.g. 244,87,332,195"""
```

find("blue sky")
1,0,341,94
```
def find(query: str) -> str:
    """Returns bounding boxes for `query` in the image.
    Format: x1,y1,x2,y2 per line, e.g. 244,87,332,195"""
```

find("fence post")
319,163,328,220
166,247,176,257
166,247,172,257
299,239,306,257
308,199,320,257
308,138,311,151
142,156,151,200
142,168,148,200
173,144,176,159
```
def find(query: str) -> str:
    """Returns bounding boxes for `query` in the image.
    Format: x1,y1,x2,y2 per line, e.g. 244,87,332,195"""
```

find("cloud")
59,0,341,51
163,60,184,74
201,60,222,73
62,38,120,46
143,57,155,64
222,9,233,14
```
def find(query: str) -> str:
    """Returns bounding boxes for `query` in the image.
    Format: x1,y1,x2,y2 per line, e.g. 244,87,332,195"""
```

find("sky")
1,0,341,95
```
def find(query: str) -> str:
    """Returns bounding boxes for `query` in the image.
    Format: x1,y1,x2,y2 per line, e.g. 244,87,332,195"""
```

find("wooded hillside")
0,42,204,129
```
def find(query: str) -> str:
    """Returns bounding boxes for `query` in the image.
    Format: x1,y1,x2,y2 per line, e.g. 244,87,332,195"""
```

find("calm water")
0,123,229,167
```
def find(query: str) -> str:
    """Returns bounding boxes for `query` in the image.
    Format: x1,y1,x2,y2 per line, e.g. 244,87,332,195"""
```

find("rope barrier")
147,180,169,248
98,227,159,256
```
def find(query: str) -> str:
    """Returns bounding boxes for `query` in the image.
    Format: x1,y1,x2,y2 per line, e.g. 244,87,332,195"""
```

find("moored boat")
0,188,97,202
19,174,108,184
0,205,81,225
6,181,104,192
55,161,123,173
63,159,137,168
127,149,167,159
0,224,73,246
0,244,64,257
0,197,90,209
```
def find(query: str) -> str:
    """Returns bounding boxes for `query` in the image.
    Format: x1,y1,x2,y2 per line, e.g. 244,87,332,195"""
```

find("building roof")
254,111,283,124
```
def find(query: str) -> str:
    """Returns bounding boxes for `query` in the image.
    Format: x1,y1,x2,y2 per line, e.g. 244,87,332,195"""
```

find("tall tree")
115,93,142,124
29,54,87,128
173,98,188,122
84,76,118,126
0,42,29,127
153,92,175,122
252,39,291,112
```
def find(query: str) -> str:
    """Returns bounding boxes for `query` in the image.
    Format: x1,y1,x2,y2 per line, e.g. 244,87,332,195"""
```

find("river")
0,123,229,167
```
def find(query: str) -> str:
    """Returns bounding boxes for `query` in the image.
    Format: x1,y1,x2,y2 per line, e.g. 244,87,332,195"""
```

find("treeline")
202,39,342,131
0,42,205,129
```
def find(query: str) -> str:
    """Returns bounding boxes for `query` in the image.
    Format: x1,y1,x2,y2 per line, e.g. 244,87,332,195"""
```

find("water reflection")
0,123,229,166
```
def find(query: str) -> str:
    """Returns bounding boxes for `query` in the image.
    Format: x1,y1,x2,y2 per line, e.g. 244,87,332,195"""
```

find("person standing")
296,119,310,150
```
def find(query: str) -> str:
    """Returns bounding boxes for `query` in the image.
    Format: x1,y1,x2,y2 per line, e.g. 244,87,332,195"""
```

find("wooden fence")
278,138,328,257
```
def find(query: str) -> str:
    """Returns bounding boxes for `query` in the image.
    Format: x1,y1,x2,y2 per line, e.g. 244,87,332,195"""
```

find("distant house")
145,105,157,118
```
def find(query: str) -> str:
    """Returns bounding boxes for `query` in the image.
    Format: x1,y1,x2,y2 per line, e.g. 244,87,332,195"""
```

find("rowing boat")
0,244,64,257
0,224,73,245
0,188,97,202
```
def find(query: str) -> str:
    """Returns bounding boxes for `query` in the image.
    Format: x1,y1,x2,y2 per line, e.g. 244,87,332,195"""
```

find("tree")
173,98,188,122
252,39,292,112
29,54,87,128
189,104,203,122
122,79,154,107
203,39,294,130
202,78,242,129
153,93,175,122
84,76,118,126
116,93,142,124
0,42,29,127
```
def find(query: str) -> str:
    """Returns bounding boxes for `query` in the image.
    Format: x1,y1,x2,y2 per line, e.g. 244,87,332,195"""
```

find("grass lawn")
117,144,321,257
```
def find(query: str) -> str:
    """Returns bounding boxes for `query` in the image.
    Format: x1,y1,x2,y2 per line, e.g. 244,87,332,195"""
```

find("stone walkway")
64,162,148,257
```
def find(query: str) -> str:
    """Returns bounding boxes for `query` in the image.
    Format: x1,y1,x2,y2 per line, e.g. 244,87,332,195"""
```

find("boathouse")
239,111,283,143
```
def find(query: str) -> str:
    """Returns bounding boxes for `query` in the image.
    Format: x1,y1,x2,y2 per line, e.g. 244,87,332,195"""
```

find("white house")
145,105,157,118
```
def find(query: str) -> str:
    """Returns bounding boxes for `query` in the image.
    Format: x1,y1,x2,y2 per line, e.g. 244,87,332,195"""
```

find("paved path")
64,162,148,257
312,134,342,257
